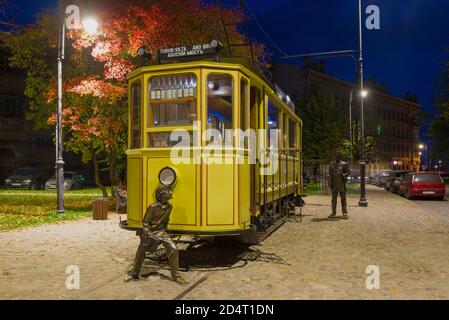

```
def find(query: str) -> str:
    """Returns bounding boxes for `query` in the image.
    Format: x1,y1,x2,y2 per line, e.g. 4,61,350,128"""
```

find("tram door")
249,86,261,214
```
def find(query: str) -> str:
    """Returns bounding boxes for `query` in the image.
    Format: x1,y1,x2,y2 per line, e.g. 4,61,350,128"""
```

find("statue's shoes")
124,274,140,282
342,214,349,219
173,275,188,285
328,214,337,218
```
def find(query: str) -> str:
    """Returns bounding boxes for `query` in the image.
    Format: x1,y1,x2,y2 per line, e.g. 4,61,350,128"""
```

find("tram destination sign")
158,41,222,62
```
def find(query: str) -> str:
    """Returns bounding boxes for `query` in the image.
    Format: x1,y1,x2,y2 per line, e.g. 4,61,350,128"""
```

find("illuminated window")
268,100,279,149
207,73,233,143
240,78,249,148
283,114,288,148
148,73,197,127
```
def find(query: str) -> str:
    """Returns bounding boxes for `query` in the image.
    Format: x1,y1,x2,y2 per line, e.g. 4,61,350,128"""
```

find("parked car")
385,170,410,193
399,172,446,200
370,171,391,186
376,170,393,187
369,174,379,185
4,167,47,190
44,171,86,190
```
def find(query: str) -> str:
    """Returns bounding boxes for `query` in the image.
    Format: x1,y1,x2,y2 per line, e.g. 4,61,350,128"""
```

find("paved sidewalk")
1,185,449,299
0,215,203,300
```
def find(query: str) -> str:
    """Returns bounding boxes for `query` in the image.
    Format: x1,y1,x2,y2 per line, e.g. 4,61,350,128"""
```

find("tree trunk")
90,143,108,198
108,144,122,187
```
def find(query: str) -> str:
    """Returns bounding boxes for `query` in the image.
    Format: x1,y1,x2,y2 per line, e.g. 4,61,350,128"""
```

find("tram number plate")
423,191,435,195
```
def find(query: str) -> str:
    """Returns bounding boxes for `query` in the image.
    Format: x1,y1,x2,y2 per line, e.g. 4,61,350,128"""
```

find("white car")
45,171,85,190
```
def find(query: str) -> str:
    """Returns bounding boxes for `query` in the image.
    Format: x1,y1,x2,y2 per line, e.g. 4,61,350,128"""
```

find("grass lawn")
304,182,360,195
0,188,112,232
0,186,112,195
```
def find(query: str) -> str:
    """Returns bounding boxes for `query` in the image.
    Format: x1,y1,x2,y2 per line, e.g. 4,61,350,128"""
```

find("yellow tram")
120,49,303,244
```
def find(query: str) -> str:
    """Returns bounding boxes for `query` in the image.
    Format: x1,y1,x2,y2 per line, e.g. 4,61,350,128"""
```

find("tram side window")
267,100,279,149
289,118,298,157
130,82,141,149
207,73,233,144
283,113,288,148
240,78,249,148
289,118,297,148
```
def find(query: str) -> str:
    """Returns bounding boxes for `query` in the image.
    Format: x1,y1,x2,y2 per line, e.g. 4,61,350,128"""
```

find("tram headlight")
159,167,176,186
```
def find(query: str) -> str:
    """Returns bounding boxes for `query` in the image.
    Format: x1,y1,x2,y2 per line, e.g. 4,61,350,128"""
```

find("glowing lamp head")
419,144,424,149
82,17,98,35
361,90,368,98
137,46,152,61
159,167,177,186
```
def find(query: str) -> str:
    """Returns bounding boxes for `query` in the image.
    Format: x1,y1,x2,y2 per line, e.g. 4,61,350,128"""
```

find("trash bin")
92,198,110,220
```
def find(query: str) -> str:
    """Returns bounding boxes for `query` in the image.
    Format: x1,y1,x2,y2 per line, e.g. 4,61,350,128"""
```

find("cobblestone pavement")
410,187,449,221
2,185,449,299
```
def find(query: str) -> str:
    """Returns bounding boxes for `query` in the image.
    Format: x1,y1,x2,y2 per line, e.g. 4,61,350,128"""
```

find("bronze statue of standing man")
126,185,186,284
328,152,351,219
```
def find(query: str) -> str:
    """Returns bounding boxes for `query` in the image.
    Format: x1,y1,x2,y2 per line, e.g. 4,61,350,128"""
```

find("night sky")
7,0,449,134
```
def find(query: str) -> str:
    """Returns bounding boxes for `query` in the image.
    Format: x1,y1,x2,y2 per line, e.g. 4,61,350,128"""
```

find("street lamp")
418,143,430,172
82,17,99,35
357,0,368,207
56,2,98,213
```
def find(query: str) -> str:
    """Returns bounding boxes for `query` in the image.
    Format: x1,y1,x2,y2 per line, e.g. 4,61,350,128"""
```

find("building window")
0,95,24,118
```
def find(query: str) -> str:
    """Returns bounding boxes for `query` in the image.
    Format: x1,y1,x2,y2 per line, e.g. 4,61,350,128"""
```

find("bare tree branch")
0,0,20,33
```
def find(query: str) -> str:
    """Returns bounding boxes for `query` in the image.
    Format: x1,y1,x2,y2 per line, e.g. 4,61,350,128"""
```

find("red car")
399,172,446,200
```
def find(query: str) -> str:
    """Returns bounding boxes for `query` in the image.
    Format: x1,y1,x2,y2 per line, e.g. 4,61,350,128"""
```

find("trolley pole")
56,0,65,214
358,0,368,207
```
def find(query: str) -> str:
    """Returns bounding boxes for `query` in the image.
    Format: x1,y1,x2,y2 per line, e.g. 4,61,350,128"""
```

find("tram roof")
127,57,300,122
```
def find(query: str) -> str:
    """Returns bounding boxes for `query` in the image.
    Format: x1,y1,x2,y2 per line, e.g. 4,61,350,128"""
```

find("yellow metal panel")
204,159,235,226
146,158,198,227
127,158,142,224
239,158,251,227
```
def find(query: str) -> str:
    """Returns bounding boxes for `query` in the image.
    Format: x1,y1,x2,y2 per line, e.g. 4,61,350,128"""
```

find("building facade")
0,48,93,185
272,60,421,173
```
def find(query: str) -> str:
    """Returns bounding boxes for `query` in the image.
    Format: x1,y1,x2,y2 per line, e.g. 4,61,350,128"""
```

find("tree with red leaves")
4,0,269,197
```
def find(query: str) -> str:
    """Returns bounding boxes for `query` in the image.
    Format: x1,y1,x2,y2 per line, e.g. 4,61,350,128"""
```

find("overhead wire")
242,0,290,57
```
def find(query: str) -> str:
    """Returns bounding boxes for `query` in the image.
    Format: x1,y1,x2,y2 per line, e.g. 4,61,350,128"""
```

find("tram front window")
147,73,197,147
148,73,197,127
207,73,233,144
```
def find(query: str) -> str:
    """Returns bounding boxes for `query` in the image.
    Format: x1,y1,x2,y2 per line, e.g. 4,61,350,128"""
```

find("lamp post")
56,1,98,213
419,144,429,172
279,1,369,206
56,0,65,214
357,0,368,207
